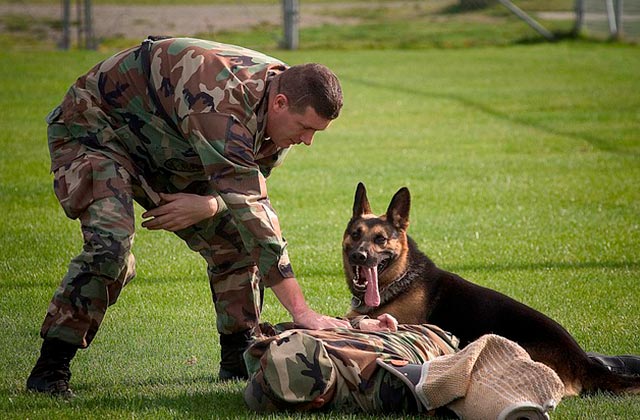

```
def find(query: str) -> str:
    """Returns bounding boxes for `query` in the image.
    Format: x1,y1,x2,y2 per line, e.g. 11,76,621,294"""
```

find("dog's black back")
409,236,640,395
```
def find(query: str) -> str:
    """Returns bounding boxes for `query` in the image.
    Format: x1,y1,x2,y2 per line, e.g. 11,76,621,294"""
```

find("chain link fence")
578,0,640,40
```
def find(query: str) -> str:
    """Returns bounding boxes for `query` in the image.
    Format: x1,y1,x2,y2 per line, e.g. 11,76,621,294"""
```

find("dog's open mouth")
351,258,390,308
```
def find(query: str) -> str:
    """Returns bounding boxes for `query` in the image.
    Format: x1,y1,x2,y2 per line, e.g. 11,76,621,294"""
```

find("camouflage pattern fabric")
243,322,459,413
42,38,298,347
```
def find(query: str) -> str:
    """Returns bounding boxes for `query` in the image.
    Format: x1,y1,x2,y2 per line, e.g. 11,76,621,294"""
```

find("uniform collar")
256,71,279,142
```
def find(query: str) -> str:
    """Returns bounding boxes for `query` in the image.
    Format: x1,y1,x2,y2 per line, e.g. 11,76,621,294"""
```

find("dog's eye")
350,230,361,241
374,235,387,245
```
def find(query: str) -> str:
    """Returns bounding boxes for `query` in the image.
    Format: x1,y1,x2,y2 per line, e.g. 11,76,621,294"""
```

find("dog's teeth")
352,280,367,291
351,266,369,291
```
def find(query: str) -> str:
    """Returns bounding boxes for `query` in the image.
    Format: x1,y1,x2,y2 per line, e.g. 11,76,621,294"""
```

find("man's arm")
271,278,350,329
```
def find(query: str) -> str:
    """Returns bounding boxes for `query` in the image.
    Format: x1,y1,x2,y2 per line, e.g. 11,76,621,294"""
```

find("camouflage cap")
244,331,336,411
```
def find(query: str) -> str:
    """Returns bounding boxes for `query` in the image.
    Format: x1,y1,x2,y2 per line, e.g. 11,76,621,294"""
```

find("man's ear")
272,93,289,112
310,396,326,409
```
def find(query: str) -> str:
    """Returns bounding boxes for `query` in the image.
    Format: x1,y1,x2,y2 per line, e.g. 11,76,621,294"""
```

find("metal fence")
1,0,638,50
577,0,640,40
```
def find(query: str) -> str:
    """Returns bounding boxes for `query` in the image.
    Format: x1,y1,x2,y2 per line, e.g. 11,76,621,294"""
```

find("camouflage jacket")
244,321,459,412
49,37,295,285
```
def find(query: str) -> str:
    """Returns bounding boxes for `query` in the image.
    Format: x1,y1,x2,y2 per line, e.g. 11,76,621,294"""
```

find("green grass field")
1,39,639,418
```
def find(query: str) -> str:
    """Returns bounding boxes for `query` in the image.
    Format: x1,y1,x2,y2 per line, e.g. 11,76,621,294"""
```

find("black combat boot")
588,352,640,376
26,338,78,397
218,330,253,381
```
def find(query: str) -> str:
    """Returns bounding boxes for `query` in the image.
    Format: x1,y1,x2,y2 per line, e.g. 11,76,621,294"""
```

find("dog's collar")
351,270,415,314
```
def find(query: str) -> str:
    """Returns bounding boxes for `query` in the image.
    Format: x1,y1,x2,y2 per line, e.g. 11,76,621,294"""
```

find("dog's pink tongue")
363,266,380,307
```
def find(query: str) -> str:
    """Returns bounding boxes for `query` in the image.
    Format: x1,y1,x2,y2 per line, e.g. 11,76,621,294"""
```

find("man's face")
266,94,332,148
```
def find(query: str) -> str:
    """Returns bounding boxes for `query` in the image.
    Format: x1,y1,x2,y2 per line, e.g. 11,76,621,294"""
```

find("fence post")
497,0,554,41
60,0,70,49
614,0,624,39
605,0,618,37
76,0,82,48
84,0,95,49
282,0,299,50
573,0,584,35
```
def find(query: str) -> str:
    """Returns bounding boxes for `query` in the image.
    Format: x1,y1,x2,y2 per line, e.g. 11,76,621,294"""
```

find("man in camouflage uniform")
244,318,566,419
27,37,349,397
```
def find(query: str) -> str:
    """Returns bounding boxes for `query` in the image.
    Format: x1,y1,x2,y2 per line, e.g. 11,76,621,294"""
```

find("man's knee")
77,226,134,280
53,152,134,221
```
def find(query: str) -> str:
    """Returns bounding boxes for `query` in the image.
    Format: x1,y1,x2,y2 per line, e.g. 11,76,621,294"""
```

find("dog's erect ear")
386,187,410,230
353,182,372,217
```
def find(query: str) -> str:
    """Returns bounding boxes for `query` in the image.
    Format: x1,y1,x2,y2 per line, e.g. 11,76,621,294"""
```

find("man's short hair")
278,63,343,120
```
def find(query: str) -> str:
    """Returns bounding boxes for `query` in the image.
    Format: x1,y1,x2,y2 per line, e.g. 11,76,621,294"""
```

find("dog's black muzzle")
349,250,370,266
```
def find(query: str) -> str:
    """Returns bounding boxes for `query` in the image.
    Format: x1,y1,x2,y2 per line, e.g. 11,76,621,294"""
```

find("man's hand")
293,308,351,330
358,314,398,332
271,278,350,330
141,193,219,232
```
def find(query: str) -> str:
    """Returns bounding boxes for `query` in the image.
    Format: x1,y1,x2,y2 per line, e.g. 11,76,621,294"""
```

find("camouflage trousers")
42,123,263,348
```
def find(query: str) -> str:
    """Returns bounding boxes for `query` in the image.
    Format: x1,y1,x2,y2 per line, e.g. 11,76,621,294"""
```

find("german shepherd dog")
343,182,640,396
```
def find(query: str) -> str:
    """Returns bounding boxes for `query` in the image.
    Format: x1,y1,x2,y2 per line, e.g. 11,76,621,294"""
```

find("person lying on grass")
243,315,565,419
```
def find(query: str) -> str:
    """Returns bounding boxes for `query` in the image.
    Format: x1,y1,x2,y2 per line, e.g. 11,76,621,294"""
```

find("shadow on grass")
13,388,247,419
341,75,634,155
61,375,248,418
